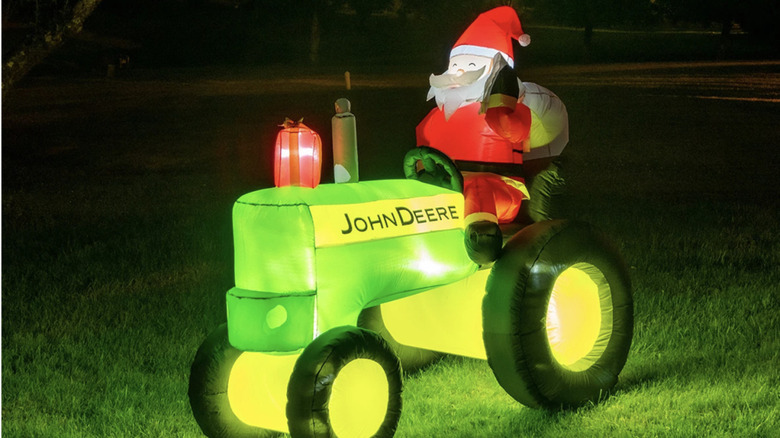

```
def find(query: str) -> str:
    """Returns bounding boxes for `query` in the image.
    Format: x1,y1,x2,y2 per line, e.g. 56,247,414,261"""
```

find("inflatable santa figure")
416,6,534,264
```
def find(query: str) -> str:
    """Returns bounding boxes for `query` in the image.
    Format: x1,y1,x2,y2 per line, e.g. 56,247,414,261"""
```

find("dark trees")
655,0,779,42
529,0,653,43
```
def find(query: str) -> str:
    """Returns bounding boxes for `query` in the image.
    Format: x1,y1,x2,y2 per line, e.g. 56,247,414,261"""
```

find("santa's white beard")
427,71,490,120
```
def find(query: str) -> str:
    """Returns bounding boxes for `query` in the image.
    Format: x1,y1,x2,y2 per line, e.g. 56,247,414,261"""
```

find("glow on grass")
546,263,612,371
227,352,299,433
329,358,389,438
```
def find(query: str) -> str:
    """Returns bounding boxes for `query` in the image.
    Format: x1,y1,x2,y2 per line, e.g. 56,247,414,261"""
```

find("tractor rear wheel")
483,220,633,409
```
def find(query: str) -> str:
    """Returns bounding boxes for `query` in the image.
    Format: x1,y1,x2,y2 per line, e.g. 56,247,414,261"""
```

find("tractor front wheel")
188,324,282,438
286,326,402,438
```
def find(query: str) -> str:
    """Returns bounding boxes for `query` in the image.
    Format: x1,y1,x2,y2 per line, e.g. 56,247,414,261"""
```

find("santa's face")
428,54,494,120
446,54,493,80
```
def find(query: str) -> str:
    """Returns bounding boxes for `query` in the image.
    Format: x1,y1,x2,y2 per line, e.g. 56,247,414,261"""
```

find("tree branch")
2,0,103,94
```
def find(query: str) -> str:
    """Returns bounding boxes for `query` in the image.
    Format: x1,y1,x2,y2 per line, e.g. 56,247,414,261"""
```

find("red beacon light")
274,118,322,188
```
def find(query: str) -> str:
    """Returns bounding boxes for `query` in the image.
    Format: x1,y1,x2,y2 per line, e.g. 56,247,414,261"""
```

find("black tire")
357,305,444,373
287,326,403,438
403,146,464,192
483,220,633,409
188,324,281,438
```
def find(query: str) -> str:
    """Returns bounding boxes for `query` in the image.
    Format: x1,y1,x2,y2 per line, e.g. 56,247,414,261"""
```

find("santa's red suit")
416,5,535,264
416,100,532,224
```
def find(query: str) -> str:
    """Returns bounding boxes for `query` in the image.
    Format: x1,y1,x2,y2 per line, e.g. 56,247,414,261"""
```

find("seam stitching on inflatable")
313,227,466,249
235,201,311,207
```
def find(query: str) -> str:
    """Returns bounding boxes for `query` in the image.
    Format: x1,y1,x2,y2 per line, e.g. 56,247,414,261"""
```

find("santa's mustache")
427,68,490,120
428,67,485,89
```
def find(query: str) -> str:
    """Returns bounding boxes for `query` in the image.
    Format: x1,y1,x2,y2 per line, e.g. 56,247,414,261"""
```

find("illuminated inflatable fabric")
403,146,463,193
403,146,527,225
190,180,633,436
287,326,403,438
227,179,477,352
416,100,529,165
415,82,568,165
416,81,569,224
188,324,279,438
522,82,569,222
357,306,443,373
484,220,633,408
522,82,569,161
188,321,416,438
526,160,565,223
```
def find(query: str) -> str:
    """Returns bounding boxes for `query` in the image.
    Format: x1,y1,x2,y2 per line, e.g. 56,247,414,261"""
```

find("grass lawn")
2,56,779,437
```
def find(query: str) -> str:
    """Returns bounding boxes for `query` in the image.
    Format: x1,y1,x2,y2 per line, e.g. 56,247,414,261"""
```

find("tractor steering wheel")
403,146,464,193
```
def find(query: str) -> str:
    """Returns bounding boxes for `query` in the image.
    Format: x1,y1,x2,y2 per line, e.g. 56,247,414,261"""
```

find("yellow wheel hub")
329,358,389,438
546,263,613,371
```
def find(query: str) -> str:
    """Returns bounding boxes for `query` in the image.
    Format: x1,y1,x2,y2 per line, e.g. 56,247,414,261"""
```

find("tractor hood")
229,179,477,349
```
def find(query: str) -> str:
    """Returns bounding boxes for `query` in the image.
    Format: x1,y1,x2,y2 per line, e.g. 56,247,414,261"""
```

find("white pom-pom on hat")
518,33,531,47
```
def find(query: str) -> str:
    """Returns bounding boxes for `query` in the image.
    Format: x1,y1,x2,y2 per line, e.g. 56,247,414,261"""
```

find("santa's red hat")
450,6,530,69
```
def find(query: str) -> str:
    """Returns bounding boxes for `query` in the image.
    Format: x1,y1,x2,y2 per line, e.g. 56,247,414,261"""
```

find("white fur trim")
450,45,514,68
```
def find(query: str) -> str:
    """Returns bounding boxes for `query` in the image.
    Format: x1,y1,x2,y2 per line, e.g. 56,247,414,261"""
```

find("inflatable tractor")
188,153,633,437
